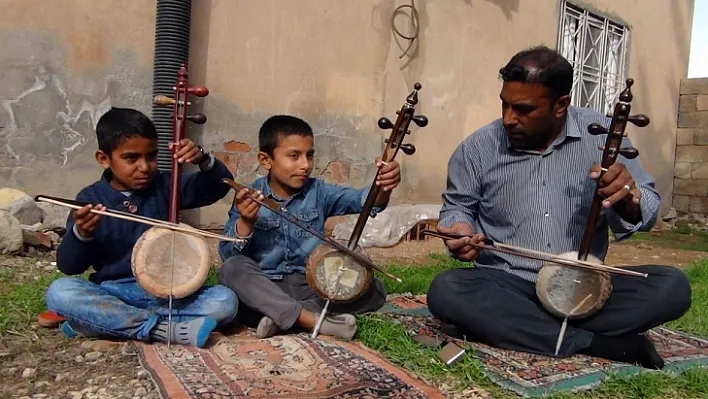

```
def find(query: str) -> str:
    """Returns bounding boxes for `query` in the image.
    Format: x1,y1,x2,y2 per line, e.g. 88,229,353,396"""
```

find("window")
557,0,630,114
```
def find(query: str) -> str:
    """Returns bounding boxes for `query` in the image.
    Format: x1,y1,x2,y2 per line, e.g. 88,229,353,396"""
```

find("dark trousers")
427,265,692,357
217,254,387,331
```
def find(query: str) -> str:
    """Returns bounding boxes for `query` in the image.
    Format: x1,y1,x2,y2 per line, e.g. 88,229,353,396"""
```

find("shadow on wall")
459,0,520,21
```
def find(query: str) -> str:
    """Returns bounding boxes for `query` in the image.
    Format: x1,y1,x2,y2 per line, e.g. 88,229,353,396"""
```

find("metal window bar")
557,1,629,114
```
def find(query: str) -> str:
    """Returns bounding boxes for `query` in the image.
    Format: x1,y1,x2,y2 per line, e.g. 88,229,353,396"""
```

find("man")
427,45,692,370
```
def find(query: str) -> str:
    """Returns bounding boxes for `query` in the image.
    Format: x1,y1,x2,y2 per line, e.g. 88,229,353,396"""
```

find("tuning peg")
187,114,207,124
188,86,209,97
619,147,639,159
619,78,634,103
588,123,608,136
412,115,428,127
153,95,176,106
378,117,394,130
400,143,416,155
628,114,650,127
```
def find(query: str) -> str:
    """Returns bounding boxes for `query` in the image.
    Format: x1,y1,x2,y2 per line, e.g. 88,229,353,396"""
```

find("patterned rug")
136,327,445,399
379,294,708,398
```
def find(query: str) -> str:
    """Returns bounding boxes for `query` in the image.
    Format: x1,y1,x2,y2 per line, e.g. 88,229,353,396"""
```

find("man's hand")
169,139,206,164
589,163,641,208
437,222,485,262
73,204,105,239
375,157,401,192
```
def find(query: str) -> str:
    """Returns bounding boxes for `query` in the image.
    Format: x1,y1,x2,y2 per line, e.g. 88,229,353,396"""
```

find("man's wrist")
196,146,215,171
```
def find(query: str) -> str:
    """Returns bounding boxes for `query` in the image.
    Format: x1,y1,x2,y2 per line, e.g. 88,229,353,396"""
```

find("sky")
688,0,708,78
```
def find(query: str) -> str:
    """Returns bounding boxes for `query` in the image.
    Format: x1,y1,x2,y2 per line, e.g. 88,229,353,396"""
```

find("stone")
84,351,102,360
662,207,677,221
21,368,36,379
690,197,708,213
21,229,53,249
674,162,692,179
678,111,708,128
0,188,42,225
680,78,708,94
694,130,708,145
673,179,708,196
698,95,708,112
37,202,69,231
693,162,708,179
0,210,23,254
679,94,697,112
675,146,708,162
134,387,147,396
676,128,695,145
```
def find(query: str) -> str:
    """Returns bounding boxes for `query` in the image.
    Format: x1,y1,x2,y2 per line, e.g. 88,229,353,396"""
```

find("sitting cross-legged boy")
44,107,239,348
217,115,401,340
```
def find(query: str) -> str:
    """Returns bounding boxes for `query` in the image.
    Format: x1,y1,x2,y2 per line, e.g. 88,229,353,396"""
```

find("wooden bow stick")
419,230,647,278
35,195,245,243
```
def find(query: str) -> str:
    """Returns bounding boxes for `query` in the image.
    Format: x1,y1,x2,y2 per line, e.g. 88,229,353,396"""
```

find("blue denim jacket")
218,175,384,280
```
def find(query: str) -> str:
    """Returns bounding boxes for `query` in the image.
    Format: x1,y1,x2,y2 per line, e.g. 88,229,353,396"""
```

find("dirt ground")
1,236,706,399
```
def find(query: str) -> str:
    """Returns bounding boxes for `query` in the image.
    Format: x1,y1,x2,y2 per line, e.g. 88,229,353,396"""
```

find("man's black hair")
498,45,574,100
95,107,157,154
258,115,314,156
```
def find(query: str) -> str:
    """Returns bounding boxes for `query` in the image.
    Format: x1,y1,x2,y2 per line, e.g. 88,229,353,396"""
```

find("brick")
678,111,708,128
322,161,351,183
677,128,695,145
693,130,708,145
679,95,697,112
680,78,708,94
676,146,708,162
689,197,708,213
698,95,708,112
223,141,251,152
692,162,708,179
673,195,690,212
674,162,692,179
674,178,708,196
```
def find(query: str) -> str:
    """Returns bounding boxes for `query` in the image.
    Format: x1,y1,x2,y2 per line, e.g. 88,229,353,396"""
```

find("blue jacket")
56,158,233,284
218,176,384,279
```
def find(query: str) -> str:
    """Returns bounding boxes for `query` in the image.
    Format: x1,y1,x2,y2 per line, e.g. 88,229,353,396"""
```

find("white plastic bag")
331,204,442,248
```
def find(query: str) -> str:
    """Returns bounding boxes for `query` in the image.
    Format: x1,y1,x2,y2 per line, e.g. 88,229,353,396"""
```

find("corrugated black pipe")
152,0,192,171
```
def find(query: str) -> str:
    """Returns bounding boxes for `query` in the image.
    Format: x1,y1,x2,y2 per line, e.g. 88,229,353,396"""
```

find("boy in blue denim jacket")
217,115,401,340
44,107,238,348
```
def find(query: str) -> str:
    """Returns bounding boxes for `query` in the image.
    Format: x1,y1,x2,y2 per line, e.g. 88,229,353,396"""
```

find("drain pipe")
151,0,192,171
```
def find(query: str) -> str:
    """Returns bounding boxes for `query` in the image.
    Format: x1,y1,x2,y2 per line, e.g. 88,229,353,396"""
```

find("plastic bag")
331,204,442,248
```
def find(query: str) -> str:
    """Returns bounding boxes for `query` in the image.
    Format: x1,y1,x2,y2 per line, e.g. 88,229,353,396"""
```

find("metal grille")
557,1,630,114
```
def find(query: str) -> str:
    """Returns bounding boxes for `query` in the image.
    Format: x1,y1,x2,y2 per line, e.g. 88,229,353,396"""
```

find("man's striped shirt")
439,106,660,283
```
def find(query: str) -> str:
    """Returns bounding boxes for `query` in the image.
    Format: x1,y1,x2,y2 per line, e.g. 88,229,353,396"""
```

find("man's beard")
506,120,557,150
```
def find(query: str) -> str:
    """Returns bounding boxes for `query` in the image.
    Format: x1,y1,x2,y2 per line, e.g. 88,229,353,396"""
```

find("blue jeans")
45,276,239,341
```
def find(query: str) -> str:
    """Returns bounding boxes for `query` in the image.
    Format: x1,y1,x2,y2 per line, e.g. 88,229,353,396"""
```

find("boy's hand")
73,204,105,239
375,158,401,192
169,139,206,164
234,187,264,225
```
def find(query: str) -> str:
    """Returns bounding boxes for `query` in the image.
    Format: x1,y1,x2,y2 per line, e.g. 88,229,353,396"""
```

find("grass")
355,246,708,398
1,230,708,398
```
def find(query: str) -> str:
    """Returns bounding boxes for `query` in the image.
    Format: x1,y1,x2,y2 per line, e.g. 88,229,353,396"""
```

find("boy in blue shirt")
217,115,401,340
44,107,239,348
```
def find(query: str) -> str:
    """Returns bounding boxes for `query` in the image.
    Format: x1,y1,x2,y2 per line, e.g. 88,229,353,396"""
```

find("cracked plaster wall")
0,0,694,229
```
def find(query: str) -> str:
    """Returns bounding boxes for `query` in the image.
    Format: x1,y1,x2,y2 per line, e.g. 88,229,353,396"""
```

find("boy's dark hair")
258,115,314,156
498,45,574,101
95,107,157,154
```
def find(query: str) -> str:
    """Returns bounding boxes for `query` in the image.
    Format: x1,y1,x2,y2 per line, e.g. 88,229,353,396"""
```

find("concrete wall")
0,0,694,229
673,78,708,221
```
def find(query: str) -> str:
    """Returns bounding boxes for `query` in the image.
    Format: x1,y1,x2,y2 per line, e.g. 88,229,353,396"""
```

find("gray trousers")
217,254,387,331
427,265,692,357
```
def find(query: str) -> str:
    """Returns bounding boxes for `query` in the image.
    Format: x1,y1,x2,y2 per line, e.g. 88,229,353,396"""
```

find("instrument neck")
346,182,382,250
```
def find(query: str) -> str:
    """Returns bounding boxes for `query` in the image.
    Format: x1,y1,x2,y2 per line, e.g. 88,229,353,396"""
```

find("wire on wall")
391,0,420,59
